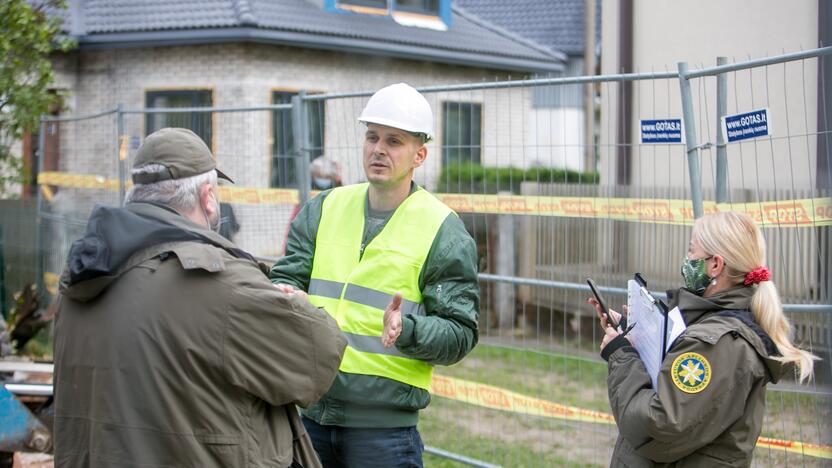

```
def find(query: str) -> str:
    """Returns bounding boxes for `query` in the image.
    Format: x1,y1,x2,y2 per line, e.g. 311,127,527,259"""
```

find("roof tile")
66,0,563,68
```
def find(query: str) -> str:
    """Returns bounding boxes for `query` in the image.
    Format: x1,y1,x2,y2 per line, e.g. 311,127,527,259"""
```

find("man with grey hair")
54,128,346,467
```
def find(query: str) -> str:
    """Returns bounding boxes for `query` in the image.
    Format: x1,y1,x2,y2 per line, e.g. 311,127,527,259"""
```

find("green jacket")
604,287,787,467
54,202,346,467
269,184,480,428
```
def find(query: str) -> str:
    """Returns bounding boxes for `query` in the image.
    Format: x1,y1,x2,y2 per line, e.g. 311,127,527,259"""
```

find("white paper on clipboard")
626,280,686,390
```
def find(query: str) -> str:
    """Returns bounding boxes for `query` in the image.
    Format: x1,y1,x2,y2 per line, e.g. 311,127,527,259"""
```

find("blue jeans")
302,417,424,468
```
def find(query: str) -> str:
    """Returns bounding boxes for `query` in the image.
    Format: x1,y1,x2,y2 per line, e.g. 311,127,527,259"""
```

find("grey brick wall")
48,43,527,256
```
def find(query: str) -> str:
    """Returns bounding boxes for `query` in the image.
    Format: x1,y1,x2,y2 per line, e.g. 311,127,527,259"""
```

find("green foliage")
438,162,599,194
19,327,51,359
0,0,72,196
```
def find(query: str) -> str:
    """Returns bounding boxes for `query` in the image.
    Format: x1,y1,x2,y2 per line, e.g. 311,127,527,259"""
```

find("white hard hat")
358,83,434,142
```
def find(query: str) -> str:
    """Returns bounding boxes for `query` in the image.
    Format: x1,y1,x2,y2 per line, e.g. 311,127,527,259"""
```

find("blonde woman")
588,211,817,466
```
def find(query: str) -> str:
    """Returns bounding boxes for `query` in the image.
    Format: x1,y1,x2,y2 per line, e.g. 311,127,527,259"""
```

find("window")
338,0,386,9
271,91,325,188
396,0,438,15
332,0,447,22
442,102,481,166
145,90,212,146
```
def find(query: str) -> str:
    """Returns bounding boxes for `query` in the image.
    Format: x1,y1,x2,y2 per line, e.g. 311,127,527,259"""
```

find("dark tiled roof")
62,0,564,72
83,0,240,31
455,0,601,56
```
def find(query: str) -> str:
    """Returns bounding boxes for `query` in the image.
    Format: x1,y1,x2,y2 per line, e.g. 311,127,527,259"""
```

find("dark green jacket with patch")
269,185,480,428
54,202,346,468
604,287,787,467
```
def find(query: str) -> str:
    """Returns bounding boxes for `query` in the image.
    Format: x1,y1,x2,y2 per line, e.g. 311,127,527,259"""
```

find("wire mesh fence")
33,47,832,467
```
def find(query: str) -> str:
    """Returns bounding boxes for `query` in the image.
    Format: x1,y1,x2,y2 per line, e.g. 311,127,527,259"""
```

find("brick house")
34,0,564,257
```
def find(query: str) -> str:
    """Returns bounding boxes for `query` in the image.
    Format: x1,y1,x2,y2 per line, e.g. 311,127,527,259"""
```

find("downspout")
616,0,633,186
817,1,832,309
613,0,634,276
583,0,597,173
819,0,831,192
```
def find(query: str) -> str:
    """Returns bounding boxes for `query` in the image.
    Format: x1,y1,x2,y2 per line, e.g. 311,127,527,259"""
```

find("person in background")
54,127,346,468
310,156,342,191
589,211,817,467
280,156,341,254
270,83,480,468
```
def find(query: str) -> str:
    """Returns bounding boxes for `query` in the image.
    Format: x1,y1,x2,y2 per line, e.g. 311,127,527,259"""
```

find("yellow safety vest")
308,183,452,390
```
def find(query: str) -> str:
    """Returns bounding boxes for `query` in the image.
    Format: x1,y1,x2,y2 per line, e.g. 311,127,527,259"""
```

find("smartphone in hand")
587,277,620,329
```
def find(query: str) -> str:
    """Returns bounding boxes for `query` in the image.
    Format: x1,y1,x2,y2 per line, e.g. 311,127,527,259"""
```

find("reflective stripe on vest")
308,183,452,390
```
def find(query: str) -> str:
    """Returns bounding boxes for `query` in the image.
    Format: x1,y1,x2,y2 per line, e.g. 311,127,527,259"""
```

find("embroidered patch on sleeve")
670,352,711,393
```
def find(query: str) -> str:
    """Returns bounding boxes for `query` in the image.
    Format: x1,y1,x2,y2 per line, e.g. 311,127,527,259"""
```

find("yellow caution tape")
431,374,615,425
755,436,832,459
36,172,301,205
40,184,54,202
216,186,299,205
43,272,60,296
37,172,831,227
435,193,832,228
431,374,832,459
38,172,122,191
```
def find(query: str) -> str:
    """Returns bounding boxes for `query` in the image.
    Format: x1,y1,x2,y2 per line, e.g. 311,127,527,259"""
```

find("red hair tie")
744,266,771,286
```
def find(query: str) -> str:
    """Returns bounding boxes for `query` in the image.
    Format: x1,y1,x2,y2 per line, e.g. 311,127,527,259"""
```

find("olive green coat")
606,287,787,467
54,202,346,467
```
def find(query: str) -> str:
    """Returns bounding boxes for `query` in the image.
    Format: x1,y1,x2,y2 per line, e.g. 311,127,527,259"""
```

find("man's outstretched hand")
382,293,403,348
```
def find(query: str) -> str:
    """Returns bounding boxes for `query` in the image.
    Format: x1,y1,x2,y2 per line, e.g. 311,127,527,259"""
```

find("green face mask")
681,256,713,295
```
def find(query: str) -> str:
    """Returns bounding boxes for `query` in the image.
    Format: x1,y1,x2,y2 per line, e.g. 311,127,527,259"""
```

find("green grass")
421,398,614,467
438,343,610,411
421,344,616,467
760,389,831,443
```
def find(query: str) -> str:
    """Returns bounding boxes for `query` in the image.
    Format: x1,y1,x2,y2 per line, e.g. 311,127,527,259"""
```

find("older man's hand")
274,283,308,300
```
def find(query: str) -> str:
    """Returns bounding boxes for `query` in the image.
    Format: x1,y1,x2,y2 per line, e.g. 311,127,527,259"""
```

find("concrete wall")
599,0,821,192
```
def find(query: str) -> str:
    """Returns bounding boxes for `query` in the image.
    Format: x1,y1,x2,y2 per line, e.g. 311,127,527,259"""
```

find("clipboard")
627,273,685,390
633,273,670,359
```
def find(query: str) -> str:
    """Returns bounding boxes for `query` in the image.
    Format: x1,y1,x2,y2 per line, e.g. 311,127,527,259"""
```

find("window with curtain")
337,0,387,10
336,0,442,16
442,101,482,166
271,91,325,188
396,0,439,15
145,90,213,146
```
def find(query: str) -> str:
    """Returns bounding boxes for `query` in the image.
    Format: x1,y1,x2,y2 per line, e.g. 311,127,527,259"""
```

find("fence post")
117,103,126,206
496,192,516,329
292,91,311,206
34,118,47,300
677,62,704,219
0,226,5,320
715,57,728,203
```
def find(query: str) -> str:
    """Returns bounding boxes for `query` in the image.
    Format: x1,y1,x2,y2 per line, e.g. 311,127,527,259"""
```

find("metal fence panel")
36,111,119,297
33,48,832,467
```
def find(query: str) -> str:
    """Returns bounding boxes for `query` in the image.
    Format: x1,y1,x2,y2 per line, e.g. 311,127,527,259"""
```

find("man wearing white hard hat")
270,83,480,467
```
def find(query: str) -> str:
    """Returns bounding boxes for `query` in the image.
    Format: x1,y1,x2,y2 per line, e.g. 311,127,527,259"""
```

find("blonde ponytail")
751,281,818,382
694,212,818,383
